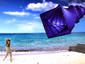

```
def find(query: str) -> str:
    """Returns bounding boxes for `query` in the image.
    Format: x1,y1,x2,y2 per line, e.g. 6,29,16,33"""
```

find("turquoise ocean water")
0,32,85,51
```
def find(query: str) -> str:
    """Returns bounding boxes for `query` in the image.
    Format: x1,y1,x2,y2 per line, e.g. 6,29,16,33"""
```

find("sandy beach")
0,51,85,64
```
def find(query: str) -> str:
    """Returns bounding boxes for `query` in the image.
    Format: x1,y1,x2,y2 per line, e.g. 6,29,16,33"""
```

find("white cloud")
33,14,37,16
84,15,85,17
33,15,40,19
3,11,30,16
17,21,45,33
26,2,58,11
34,16,40,19
69,2,85,8
6,19,16,24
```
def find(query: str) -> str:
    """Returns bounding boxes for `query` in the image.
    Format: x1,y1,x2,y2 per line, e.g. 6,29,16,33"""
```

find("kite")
40,4,85,38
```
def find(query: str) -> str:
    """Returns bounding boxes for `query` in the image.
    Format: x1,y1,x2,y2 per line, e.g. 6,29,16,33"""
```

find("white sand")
0,51,85,64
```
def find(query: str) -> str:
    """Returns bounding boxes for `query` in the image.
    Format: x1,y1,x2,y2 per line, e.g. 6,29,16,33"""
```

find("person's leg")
3,52,8,61
10,51,12,62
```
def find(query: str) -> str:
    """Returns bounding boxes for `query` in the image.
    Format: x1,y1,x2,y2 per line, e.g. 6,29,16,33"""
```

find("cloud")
43,0,45,3
84,15,85,17
34,16,40,19
34,15,40,19
5,19,16,24
69,2,85,8
3,11,30,16
17,21,45,33
26,2,58,11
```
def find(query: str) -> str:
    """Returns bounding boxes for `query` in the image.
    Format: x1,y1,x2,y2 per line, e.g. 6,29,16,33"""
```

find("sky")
0,0,85,33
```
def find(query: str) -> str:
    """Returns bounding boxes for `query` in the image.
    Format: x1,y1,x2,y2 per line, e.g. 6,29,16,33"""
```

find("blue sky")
0,0,85,33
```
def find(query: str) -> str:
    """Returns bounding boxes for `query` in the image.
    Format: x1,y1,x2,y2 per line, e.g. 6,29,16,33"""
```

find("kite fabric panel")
40,4,85,38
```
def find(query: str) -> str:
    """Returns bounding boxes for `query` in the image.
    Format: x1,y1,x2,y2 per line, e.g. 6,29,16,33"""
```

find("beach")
0,51,85,64
0,33,85,64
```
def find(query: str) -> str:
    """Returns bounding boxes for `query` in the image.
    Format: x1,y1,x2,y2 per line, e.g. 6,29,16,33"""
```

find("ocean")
0,32,85,51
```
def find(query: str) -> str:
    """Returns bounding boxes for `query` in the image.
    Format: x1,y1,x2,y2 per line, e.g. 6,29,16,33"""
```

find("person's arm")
10,44,12,49
10,44,15,52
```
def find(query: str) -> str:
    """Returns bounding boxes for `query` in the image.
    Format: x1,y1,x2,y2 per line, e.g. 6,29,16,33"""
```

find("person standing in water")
3,38,12,62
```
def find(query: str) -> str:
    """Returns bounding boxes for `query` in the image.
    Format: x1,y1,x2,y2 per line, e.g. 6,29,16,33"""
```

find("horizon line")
0,32,84,34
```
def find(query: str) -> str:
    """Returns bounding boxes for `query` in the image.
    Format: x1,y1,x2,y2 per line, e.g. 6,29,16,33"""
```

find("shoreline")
0,51,85,64
0,49,68,52
0,50,68,56
0,47,69,52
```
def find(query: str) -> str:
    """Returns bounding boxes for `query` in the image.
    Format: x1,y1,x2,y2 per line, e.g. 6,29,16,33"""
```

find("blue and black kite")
40,4,85,38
